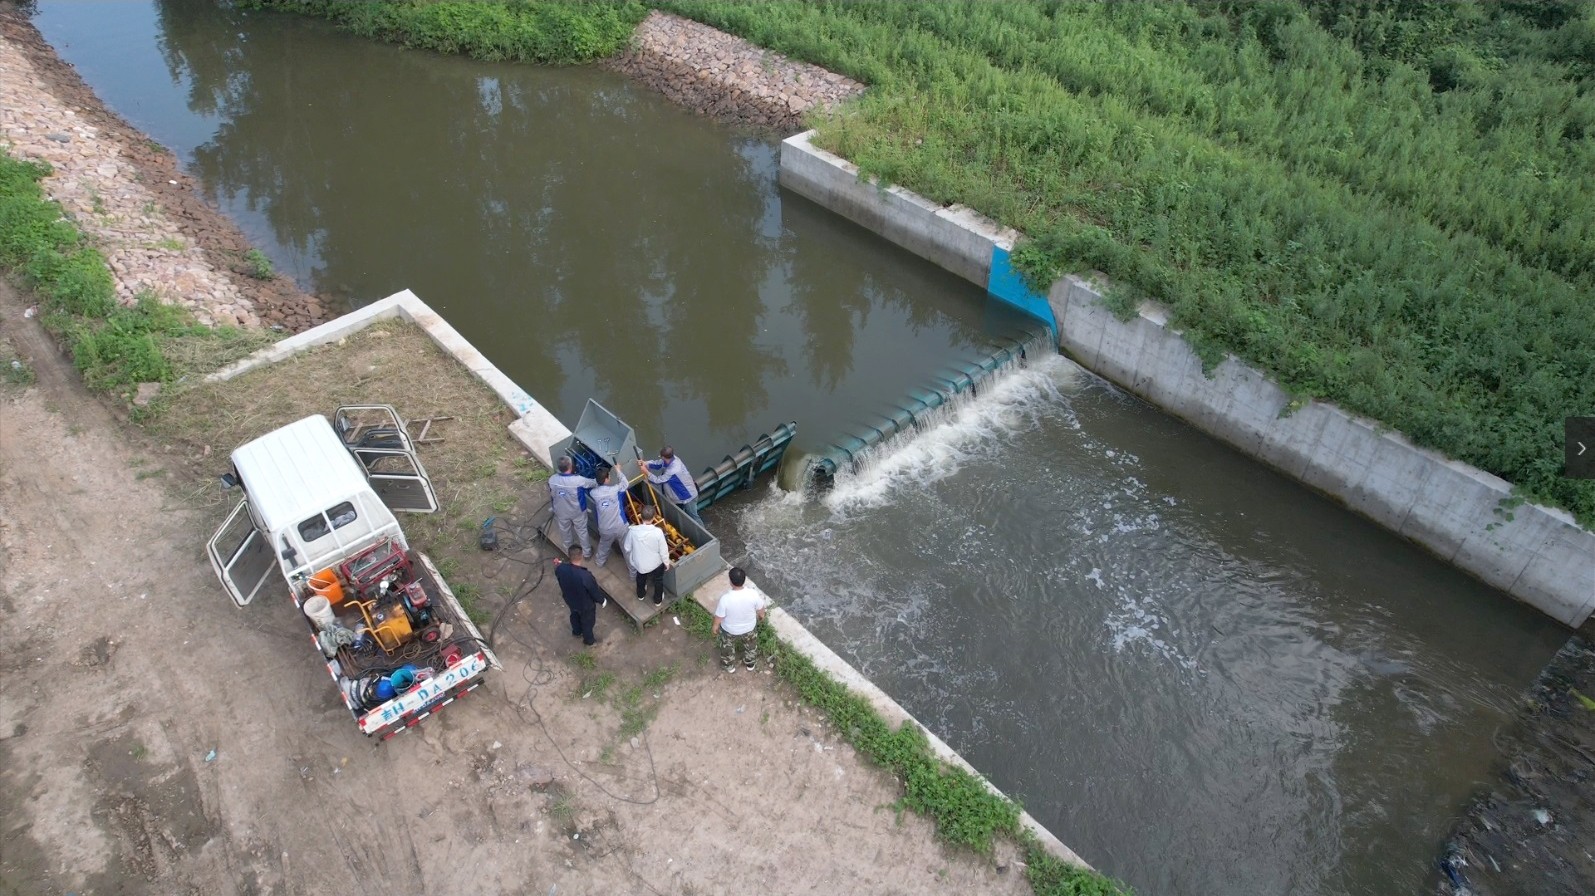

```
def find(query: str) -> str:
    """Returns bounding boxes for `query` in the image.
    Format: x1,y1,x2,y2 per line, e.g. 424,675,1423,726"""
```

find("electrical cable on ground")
471,501,662,807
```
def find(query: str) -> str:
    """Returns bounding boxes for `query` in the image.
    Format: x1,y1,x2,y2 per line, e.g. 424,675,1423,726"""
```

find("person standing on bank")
548,456,598,559
623,505,671,606
553,552,606,646
588,466,631,568
642,446,703,524
712,567,767,673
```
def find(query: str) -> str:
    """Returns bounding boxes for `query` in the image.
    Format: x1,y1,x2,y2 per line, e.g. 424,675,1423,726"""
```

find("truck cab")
207,406,497,739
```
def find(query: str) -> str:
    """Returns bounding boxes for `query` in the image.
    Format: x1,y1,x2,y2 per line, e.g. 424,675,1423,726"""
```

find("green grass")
452,580,487,624
0,150,270,401
615,682,655,740
246,0,647,64
3,356,35,386
655,0,1595,526
641,664,676,689
243,248,274,279
514,456,551,483
580,669,616,701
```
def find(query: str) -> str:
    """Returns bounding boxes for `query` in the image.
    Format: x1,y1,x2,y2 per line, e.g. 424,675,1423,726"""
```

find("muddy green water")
31,3,1570,894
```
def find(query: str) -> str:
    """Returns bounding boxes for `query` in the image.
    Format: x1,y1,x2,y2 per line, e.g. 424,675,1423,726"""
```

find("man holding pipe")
642,446,703,525
623,505,672,606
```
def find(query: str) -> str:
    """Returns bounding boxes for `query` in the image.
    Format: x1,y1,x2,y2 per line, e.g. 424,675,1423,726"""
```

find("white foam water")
820,353,1084,513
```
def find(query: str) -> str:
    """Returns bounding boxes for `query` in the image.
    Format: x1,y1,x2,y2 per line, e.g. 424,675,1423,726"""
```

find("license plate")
358,652,488,733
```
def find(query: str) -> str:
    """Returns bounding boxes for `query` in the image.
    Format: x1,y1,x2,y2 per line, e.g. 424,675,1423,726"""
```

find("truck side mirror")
220,472,239,490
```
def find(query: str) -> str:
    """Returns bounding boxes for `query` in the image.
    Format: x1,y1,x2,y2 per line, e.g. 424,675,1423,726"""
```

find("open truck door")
206,498,277,607
334,404,439,513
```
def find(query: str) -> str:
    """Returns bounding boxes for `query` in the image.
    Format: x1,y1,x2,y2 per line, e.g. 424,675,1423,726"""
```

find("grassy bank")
654,0,1594,526
676,599,1131,894
0,150,267,402
245,0,647,63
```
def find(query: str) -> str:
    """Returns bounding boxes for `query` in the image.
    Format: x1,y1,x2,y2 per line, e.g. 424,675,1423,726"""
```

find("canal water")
29,3,1571,894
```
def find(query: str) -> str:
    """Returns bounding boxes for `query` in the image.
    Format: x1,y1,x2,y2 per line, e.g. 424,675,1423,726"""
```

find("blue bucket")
389,666,417,692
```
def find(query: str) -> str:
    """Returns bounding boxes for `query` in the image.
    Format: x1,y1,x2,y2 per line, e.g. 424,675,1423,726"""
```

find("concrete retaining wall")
779,131,1057,335
780,130,1595,628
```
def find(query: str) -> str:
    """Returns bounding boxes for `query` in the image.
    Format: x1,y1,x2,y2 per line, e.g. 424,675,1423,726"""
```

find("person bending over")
623,505,671,606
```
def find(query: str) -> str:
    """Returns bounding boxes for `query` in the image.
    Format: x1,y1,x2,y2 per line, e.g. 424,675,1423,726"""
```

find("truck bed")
292,550,500,739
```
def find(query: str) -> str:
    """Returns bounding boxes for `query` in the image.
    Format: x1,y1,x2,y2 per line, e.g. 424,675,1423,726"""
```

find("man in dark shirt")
553,552,606,646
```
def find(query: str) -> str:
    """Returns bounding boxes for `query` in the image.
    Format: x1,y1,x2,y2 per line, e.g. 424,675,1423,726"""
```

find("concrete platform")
546,538,686,629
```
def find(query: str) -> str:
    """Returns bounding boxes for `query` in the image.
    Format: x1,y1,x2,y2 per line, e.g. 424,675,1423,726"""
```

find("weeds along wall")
779,130,1595,629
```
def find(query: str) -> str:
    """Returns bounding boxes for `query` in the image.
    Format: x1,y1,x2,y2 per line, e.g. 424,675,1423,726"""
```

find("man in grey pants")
588,466,632,568
547,456,598,558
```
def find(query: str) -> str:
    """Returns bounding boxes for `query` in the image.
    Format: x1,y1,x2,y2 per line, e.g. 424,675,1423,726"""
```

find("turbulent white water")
727,347,1560,896
819,354,1084,512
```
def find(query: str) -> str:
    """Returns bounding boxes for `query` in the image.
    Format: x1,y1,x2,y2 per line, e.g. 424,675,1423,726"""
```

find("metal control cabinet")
550,399,641,483
549,400,722,601
655,499,721,599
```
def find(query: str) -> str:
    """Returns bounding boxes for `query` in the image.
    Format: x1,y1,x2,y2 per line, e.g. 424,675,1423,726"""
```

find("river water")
29,3,1570,894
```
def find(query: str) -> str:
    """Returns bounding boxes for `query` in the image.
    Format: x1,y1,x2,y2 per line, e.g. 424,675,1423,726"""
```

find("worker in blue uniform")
547,456,598,558
642,446,703,524
588,466,632,567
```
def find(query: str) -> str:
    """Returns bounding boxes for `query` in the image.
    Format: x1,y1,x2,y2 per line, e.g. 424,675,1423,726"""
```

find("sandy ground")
0,276,1029,896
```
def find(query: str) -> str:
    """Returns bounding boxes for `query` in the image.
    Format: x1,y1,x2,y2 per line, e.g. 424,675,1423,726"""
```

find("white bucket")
303,595,336,630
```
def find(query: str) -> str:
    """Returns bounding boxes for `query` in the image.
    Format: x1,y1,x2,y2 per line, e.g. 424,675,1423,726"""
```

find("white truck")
206,405,499,740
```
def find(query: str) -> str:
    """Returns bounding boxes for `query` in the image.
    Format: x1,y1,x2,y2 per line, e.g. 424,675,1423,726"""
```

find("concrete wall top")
780,130,1057,336
209,289,573,465
780,130,998,288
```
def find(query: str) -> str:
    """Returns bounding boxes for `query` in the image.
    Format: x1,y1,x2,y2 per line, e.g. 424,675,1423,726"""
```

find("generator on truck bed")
206,405,499,739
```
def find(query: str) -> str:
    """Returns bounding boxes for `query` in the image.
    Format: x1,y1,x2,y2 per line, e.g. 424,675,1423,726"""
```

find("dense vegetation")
0,150,263,399
246,0,647,63
655,0,1595,525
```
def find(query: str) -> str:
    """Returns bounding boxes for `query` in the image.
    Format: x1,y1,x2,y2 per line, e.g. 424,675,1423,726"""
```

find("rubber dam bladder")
793,328,1056,491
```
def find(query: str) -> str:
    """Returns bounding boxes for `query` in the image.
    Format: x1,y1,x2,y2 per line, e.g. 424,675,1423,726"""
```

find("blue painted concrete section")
988,246,1057,337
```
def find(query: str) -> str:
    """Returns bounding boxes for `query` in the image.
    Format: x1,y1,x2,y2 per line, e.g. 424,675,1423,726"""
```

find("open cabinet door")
206,498,278,607
335,405,440,513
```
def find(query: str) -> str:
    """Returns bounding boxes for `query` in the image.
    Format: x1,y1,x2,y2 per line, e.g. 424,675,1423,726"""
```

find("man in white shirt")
711,567,767,673
623,505,671,606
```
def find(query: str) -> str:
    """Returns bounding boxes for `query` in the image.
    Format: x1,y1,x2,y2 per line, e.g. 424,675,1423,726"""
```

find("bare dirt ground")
0,278,1029,896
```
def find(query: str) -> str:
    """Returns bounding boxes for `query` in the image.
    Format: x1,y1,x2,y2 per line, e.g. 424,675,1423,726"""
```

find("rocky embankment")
1438,635,1595,895
0,9,328,331
608,11,865,134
